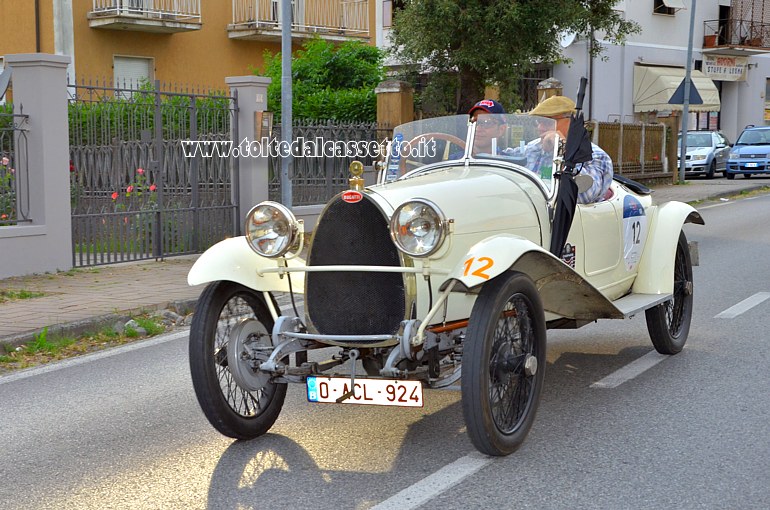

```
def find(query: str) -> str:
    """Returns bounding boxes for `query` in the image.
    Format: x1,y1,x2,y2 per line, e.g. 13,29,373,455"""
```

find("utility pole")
678,0,697,184
280,0,293,207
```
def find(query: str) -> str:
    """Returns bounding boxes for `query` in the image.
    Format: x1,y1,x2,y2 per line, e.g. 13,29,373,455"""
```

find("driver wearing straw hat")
527,95,614,204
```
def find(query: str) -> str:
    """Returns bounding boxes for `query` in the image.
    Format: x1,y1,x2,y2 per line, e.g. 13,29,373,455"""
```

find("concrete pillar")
225,75,271,230
537,77,563,103
375,80,414,128
0,54,72,278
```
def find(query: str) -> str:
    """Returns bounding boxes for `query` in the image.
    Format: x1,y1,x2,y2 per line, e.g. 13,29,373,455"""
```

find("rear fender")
188,237,306,293
632,202,704,294
440,235,622,320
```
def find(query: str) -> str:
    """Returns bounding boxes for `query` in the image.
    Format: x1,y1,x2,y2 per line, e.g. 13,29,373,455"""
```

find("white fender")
441,234,624,321
188,237,306,293
632,202,704,295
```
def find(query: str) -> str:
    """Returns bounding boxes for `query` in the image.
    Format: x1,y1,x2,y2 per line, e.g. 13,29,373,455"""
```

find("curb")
0,298,199,350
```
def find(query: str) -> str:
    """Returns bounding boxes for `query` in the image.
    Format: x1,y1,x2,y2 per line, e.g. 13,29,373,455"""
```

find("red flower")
137,168,145,175
149,184,157,192
1,214,7,220
126,185,134,193
111,192,119,200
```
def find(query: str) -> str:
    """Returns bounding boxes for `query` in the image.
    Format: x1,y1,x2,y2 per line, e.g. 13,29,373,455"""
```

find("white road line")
371,452,494,510
715,292,770,319
0,329,189,386
591,350,669,389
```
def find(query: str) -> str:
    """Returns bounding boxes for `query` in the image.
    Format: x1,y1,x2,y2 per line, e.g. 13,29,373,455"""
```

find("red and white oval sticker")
341,191,363,203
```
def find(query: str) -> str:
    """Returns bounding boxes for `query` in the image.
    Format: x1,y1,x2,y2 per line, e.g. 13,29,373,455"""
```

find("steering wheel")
398,132,466,177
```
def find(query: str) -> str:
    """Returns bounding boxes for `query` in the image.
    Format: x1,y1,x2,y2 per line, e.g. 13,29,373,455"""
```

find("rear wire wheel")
189,281,287,439
645,231,694,354
462,271,547,456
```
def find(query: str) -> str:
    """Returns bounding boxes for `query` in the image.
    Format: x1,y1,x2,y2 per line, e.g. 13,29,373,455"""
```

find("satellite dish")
559,31,577,48
0,68,11,101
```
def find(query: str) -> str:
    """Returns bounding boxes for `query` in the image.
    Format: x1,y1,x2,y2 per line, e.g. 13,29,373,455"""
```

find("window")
383,0,405,28
113,55,153,97
653,0,682,16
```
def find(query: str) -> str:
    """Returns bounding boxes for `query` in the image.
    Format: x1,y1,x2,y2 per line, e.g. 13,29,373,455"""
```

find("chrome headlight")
729,151,739,159
245,201,299,258
691,154,707,161
390,199,447,257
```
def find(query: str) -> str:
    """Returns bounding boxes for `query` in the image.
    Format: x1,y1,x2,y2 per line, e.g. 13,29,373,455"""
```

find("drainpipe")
35,0,41,52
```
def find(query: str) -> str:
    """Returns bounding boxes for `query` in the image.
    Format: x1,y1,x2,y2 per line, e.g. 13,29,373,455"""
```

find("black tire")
462,271,547,456
706,161,715,179
645,231,693,354
189,281,287,439
726,172,735,180
745,173,752,179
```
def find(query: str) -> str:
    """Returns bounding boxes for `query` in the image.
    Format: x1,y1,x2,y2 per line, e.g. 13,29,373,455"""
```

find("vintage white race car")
187,113,703,456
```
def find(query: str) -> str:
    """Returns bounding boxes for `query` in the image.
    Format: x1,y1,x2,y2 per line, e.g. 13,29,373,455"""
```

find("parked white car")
187,113,704,456
677,130,731,179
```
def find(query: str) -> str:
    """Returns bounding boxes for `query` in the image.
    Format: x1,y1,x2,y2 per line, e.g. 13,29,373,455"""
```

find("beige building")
0,0,374,90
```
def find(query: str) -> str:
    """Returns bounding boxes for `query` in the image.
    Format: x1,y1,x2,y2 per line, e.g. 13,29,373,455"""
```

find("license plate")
306,376,423,407
745,162,758,168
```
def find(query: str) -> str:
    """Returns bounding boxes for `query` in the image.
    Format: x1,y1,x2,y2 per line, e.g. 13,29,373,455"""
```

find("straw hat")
529,95,576,117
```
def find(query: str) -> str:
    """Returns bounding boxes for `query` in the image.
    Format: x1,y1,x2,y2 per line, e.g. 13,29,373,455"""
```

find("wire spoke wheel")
190,281,287,439
463,271,546,456
645,230,694,354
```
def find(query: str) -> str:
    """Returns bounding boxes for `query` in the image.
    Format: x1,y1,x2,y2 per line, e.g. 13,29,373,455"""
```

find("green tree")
389,0,639,113
260,38,385,122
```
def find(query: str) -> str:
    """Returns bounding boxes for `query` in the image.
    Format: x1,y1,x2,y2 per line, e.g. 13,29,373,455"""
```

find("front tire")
462,271,547,456
726,172,735,180
706,161,716,179
189,281,287,439
645,231,693,354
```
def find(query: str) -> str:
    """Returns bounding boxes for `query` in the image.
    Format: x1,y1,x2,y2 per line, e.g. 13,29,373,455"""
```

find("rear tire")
645,231,693,354
462,271,547,456
189,281,287,439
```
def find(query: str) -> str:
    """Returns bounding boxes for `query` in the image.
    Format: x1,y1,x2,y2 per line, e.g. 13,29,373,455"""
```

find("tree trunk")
457,68,485,114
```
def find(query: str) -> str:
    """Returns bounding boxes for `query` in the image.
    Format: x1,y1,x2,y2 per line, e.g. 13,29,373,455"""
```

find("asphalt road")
1,193,769,510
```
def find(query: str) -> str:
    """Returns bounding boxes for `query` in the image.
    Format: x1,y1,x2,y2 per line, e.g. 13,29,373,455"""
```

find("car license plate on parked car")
746,162,758,168
306,376,423,407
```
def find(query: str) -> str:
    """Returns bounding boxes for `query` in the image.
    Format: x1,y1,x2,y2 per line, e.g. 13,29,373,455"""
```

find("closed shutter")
113,56,153,94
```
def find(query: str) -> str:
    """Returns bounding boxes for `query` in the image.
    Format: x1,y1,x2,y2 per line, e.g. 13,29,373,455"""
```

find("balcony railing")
89,0,202,32
229,0,369,40
703,19,770,54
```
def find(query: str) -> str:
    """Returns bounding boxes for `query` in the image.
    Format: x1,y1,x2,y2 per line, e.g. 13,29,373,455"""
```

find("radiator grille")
306,196,405,336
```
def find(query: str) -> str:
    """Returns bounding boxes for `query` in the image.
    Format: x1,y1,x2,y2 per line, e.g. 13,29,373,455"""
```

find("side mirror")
716,143,726,148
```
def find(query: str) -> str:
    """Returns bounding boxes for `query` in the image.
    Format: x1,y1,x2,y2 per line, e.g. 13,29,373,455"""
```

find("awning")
633,65,721,112
662,0,686,9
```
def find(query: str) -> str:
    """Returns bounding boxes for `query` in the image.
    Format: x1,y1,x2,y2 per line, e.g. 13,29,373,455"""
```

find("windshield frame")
380,114,558,197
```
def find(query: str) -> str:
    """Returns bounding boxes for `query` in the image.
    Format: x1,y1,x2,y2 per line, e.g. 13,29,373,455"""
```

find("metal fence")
589,121,667,178
268,120,391,205
69,79,238,267
0,107,30,226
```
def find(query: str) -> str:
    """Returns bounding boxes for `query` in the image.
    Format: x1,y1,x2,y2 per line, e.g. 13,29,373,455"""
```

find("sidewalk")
1,177,768,347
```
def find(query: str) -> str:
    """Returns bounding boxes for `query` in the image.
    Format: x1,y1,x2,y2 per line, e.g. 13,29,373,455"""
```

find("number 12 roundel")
622,195,647,272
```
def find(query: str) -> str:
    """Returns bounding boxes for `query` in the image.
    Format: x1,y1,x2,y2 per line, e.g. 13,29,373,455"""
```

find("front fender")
441,234,623,320
632,201,704,295
188,237,306,294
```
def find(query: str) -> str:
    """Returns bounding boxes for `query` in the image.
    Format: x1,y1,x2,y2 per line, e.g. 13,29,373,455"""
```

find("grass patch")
0,314,169,373
0,289,46,303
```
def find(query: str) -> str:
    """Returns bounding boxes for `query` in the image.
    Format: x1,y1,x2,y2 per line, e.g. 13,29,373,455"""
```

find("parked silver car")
677,130,731,179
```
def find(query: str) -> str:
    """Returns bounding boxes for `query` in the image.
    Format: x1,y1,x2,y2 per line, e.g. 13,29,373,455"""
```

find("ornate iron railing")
0,109,30,226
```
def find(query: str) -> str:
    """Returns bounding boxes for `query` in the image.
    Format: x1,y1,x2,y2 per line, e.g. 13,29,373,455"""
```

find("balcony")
703,19,770,56
88,0,202,33
228,0,369,42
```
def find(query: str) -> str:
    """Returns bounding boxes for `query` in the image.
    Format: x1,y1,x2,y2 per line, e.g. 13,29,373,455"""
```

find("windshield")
678,133,712,148
382,114,557,192
736,129,770,145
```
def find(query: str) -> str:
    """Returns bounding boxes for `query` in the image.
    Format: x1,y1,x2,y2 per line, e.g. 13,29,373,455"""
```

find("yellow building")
0,0,373,90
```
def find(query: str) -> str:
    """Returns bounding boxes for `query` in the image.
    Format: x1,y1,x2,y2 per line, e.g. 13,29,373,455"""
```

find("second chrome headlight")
390,199,447,257
245,201,298,258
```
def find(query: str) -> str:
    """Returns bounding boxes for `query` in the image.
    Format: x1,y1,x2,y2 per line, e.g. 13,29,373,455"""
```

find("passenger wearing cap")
467,99,516,156
527,95,614,204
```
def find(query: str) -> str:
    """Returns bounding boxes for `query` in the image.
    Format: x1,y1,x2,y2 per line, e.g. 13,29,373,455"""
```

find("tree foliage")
389,0,640,113
260,38,385,122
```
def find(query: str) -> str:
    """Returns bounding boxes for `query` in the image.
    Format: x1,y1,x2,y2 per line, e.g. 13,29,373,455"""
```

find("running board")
612,293,672,318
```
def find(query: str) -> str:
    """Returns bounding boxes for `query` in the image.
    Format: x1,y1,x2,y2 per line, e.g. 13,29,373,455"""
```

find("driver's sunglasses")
476,117,502,127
